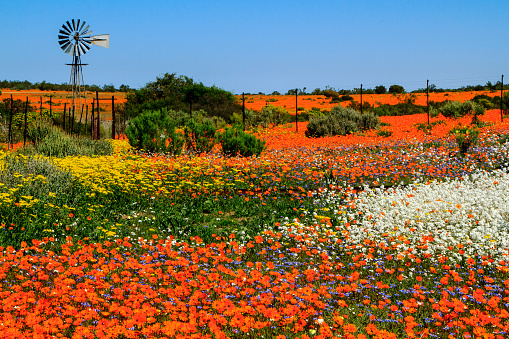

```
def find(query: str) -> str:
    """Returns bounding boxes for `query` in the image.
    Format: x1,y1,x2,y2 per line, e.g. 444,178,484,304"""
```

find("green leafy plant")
450,124,480,155
218,127,266,157
126,108,184,155
305,105,380,138
184,119,217,154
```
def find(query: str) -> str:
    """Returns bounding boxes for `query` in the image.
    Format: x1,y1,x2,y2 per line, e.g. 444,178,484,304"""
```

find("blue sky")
1,0,508,93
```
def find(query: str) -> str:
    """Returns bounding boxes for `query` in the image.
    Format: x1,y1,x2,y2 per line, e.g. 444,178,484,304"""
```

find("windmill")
58,19,109,126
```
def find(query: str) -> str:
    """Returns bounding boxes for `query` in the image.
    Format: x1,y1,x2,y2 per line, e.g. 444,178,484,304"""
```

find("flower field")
1,110,509,338
238,91,501,112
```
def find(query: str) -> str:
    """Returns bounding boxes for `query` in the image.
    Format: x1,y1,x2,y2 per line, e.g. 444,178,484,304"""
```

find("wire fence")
0,91,127,149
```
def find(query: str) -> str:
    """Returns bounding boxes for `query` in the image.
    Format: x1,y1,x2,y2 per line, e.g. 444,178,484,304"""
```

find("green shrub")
218,127,266,157
376,129,392,137
305,105,380,138
27,118,54,145
450,125,480,155
433,100,485,124
34,127,113,157
126,108,184,155
0,152,74,198
184,119,216,154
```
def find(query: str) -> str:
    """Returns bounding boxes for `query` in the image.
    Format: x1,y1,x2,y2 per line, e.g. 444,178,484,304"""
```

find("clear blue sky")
1,0,508,93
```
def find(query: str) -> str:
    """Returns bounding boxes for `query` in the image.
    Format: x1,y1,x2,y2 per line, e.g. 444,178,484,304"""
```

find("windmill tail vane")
58,19,109,123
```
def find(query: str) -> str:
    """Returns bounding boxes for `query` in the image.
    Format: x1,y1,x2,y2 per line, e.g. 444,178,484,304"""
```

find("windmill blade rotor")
59,40,70,48
61,24,71,35
65,21,73,33
76,19,81,31
72,19,76,31
79,23,89,34
65,43,73,54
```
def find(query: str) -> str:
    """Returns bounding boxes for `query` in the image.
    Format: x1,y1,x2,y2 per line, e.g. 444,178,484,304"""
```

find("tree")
388,85,405,94
125,73,241,122
374,85,387,94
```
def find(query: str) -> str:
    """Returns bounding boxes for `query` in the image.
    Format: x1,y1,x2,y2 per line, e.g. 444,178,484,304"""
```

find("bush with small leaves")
305,105,380,138
218,127,266,157
126,108,184,155
184,119,216,154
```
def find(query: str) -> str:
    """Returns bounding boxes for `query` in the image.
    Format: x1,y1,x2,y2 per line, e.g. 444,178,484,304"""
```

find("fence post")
63,103,67,131
427,80,430,125
295,89,298,133
96,91,100,140
79,104,84,136
112,96,116,139
501,75,504,122
91,99,95,139
23,97,28,147
8,95,13,150
84,104,88,137
71,106,75,135
360,84,363,115
242,92,245,131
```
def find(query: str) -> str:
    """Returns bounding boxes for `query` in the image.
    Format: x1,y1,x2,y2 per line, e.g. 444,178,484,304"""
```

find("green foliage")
376,129,392,137
450,125,480,154
126,108,184,155
375,85,387,94
27,118,54,145
413,120,446,134
374,103,426,116
184,119,217,154
305,105,380,138
248,104,292,128
218,127,267,157
125,73,241,122
388,84,405,94
434,100,485,124
35,126,113,157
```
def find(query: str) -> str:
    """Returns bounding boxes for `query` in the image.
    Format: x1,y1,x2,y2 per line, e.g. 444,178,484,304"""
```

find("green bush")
432,100,485,124
27,118,54,145
126,108,184,155
184,119,216,154
35,126,113,157
450,125,480,154
218,127,266,157
0,152,73,198
305,105,380,138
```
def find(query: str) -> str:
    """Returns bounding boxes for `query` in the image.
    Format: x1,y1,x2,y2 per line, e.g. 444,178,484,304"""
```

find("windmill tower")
58,19,109,126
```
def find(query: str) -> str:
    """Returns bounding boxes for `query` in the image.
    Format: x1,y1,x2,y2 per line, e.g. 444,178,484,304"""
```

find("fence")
0,91,127,149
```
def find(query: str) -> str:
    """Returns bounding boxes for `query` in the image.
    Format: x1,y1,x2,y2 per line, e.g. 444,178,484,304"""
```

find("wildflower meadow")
1,108,509,339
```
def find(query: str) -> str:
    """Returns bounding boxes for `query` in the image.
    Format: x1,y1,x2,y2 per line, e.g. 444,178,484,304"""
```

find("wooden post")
63,103,67,131
360,84,363,115
8,95,13,150
295,89,298,133
96,91,100,140
501,75,504,122
427,79,430,125
84,104,88,137
23,97,28,147
112,96,116,139
79,104,84,136
40,97,42,115
71,106,75,135
242,92,245,131
91,99,95,139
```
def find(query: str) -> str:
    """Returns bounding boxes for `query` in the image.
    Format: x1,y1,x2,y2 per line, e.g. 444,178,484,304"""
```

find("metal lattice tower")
58,19,109,121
